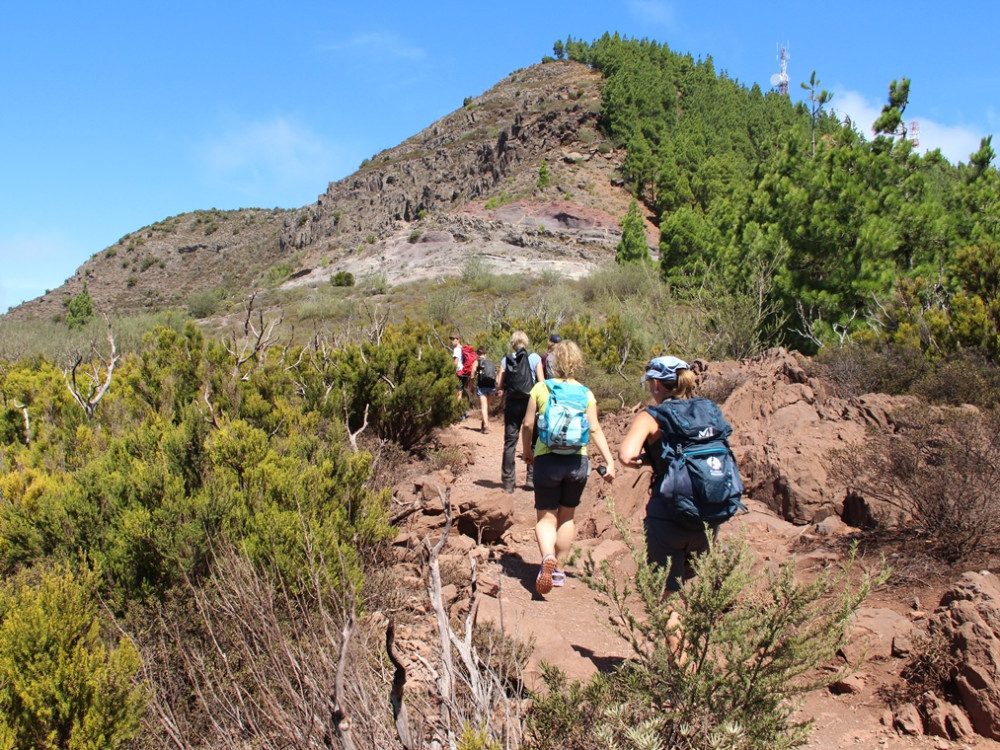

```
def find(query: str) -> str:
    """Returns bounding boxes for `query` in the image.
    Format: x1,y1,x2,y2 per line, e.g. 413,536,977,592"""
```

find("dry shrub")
913,349,1000,410
831,403,1000,563
428,444,468,475
698,368,748,405
814,342,1000,410
812,339,926,397
364,437,411,494
132,543,418,749
470,621,534,697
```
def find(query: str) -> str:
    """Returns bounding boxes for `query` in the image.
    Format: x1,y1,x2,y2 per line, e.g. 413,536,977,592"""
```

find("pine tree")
537,159,550,189
616,199,650,264
66,282,94,329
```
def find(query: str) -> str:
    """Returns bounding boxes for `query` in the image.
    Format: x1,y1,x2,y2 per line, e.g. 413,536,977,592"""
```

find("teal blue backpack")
537,379,590,454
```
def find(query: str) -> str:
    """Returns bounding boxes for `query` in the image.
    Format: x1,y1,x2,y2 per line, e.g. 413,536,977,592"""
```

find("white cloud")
200,117,348,199
830,88,984,165
627,0,679,28
328,32,425,61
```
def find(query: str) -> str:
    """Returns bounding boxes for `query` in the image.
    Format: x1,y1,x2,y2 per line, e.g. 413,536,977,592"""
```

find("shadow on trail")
571,645,626,674
472,478,506,490
498,550,542,597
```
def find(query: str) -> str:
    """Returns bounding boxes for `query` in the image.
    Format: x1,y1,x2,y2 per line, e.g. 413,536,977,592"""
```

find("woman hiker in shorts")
520,339,615,596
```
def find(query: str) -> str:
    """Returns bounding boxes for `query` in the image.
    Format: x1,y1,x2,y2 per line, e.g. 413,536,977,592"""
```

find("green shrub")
186,289,220,318
263,263,292,287
331,271,355,287
409,230,422,244
362,271,389,295
337,335,458,449
526,513,886,749
537,159,550,189
461,255,494,291
0,566,145,749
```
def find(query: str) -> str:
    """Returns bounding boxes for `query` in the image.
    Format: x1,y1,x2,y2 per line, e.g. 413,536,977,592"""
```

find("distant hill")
5,61,643,323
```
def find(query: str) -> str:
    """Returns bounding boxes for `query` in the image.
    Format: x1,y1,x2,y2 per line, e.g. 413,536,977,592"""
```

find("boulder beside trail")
715,348,917,525
930,571,1000,740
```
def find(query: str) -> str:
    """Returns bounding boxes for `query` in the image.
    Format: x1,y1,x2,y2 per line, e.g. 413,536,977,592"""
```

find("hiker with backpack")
495,330,545,493
471,345,497,434
450,333,477,419
521,339,616,596
618,356,746,593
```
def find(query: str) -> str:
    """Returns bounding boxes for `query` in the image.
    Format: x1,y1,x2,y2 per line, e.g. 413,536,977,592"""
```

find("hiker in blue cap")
619,355,744,593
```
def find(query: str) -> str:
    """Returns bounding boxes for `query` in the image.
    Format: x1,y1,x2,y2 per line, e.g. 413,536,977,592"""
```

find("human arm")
534,359,545,383
495,358,506,394
520,395,537,465
586,401,615,482
618,411,658,468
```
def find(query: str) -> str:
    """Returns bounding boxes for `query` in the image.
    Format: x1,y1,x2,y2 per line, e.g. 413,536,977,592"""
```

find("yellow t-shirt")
529,378,596,457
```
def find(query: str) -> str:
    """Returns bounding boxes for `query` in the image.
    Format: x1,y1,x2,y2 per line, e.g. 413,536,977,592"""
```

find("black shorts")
532,452,589,511
645,511,718,591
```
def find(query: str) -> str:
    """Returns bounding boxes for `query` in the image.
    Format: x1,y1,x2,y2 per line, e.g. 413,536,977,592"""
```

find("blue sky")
2,1,997,312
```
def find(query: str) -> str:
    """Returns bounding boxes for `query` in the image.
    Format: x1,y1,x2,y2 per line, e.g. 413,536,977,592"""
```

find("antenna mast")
770,44,790,95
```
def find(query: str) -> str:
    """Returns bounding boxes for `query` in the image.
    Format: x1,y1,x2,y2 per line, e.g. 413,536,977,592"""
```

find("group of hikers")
450,332,745,597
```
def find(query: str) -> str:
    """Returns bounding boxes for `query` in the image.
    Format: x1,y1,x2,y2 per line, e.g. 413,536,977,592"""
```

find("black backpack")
504,350,535,397
646,398,746,530
477,357,498,388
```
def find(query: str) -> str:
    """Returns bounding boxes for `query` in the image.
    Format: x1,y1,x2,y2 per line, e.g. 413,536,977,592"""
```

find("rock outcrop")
931,571,1000,740
715,348,917,525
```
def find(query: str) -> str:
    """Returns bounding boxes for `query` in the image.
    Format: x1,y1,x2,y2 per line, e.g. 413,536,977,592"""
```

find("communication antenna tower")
910,121,920,149
770,44,790,96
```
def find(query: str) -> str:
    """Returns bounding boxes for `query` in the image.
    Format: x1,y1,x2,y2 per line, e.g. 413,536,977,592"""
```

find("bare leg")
553,506,576,560
535,509,558,560
479,393,489,430
535,506,576,563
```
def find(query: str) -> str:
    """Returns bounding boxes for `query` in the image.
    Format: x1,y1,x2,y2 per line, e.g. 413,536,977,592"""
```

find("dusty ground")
390,407,998,749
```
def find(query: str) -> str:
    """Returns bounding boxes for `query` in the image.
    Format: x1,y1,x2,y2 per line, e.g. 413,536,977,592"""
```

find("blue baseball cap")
640,356,690,384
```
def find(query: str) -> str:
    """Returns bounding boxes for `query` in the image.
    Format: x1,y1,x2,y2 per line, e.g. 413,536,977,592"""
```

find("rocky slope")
6,60,648,322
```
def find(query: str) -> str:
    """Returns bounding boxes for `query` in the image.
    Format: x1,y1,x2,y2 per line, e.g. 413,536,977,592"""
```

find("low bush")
0,566,145,749
525,512,885,749
331,270,355,287
186,289,220,318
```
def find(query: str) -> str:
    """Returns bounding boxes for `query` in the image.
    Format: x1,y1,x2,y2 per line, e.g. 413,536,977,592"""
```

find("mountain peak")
8,61,642,322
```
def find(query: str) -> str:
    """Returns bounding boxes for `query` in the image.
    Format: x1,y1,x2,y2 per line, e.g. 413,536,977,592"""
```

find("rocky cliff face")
7,61,642,321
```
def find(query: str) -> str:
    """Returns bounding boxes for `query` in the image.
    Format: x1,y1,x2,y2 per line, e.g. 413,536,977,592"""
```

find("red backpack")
458,345,477,377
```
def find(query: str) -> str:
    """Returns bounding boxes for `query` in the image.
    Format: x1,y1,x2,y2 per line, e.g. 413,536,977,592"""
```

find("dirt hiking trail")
391,406,996,750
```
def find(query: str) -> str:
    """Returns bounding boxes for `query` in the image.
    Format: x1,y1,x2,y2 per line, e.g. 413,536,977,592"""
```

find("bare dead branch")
63,314,119,419
223,292,284,377
343,387,370,452
11,399,30,444
386,618,415,750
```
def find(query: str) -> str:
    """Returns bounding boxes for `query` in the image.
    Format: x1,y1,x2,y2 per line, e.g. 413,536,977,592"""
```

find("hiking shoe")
536,555,558,595
525,467,534,491
551,570,566,587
